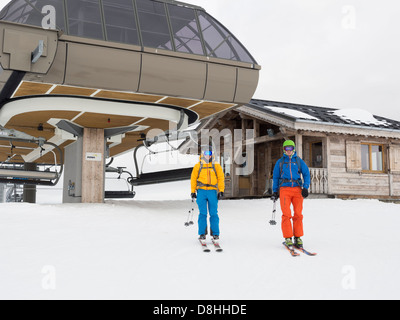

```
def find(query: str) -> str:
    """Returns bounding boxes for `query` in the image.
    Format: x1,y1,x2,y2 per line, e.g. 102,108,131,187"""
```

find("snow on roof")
330,108,390,127
247,99,400,131
264,106,319,121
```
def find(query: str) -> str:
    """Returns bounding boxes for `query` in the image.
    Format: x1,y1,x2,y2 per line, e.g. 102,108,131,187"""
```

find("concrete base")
63,138,83,203
23,163,37,203
0,184,6,203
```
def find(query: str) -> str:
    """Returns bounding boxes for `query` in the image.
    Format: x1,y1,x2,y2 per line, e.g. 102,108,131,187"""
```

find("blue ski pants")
196,189,220,236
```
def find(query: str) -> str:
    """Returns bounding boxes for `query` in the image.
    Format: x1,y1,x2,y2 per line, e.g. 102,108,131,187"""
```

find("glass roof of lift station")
0,0,257,64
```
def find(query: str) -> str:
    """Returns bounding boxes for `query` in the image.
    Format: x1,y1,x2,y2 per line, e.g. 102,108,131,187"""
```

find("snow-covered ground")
1,180,399,300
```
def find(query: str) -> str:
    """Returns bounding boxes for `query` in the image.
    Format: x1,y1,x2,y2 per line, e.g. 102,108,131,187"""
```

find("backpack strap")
212,162,217,177
296,157,303,187
197,162,203,181
297,157,301,175
197,160,218,189
278,156,303,188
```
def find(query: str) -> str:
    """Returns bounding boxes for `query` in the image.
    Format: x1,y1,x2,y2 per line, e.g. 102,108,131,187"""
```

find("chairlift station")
0,0,260,203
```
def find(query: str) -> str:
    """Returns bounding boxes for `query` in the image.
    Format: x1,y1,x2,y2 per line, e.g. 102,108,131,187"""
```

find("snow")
1,181,399,300
264,106,319,121
331,108,390,126
263,105,393,128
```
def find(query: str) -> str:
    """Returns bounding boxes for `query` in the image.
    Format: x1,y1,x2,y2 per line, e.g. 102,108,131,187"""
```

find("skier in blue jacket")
272,140,311,248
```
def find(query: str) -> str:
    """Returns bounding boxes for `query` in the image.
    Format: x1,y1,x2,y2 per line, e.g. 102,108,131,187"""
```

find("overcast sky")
1,0,399,121
190,0,400,121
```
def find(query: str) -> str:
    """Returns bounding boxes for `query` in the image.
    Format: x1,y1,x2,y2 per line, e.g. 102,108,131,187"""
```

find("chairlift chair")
0,136,63,186
105,161,136,199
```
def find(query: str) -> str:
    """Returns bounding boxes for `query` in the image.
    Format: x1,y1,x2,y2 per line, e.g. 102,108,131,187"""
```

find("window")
0,0,258,63
167,4,204,55
197,11,256,63
310,141,323,168
66,0,104,40
136,0,172,50
102,0,139,45
361,143,385,172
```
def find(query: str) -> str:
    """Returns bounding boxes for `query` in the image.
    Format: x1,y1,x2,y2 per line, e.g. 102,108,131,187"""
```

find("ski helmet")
283,140,296,154
283,140,295,148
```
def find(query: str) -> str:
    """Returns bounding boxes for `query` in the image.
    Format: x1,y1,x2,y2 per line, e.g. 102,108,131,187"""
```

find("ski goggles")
284,146,295,152
203,150,213,156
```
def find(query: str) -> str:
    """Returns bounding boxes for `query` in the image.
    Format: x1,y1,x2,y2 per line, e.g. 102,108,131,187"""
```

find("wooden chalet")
199,99,400,200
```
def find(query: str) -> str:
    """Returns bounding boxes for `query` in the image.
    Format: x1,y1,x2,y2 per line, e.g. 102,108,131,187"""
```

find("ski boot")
284,237,294,248
294,237,303,249
211,235,222,252
199,235,210,252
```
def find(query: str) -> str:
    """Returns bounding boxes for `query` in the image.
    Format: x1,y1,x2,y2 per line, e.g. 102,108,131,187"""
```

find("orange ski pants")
279,187,304,239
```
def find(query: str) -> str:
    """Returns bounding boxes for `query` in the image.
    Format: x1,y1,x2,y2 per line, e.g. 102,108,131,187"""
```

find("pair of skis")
199,238,223,252
199,240,316,256
282,242,317,257
269,199,317,257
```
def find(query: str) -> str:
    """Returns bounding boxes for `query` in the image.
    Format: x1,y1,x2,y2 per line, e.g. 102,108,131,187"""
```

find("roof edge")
295,118,400,135
247,99,400,133
153,0,205,11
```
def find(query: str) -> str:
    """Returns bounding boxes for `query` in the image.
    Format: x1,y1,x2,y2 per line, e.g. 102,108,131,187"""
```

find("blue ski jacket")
272,152,310,193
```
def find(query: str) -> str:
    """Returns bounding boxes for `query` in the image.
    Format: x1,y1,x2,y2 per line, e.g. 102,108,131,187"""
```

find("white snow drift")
0,181,399,300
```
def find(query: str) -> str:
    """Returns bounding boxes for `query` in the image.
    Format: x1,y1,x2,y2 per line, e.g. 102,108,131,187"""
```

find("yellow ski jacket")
191,156,225,193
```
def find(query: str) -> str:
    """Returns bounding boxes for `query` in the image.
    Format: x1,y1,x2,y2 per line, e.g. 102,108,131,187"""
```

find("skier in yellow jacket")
191,149,225,240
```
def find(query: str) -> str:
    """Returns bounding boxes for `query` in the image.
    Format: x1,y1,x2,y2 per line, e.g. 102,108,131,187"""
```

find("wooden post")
253,119,260,139
326,136,332,195
81,128,105,203
296,134,303,158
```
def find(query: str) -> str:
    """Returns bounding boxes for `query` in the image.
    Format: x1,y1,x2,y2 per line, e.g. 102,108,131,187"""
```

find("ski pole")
185,199,195,227
188,199,195,226
269,198,277,226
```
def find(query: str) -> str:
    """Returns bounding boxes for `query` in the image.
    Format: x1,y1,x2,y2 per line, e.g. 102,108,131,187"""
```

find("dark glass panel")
168,4,203,55
67,0,104,40
102,0,139,45
197,11,256,63
136,0,172,50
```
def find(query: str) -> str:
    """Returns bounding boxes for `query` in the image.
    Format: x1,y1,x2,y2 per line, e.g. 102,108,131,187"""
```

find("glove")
301,188,309,198
191,193,197,199
271,191,279,201
218,192,224,200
